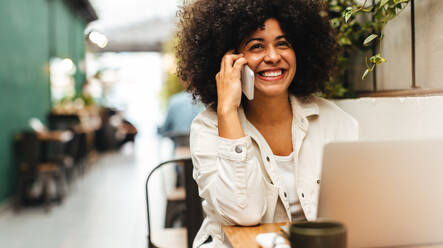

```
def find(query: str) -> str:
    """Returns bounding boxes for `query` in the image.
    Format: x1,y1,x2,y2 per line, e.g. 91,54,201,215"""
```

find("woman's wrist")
217,106,245,139
217,104,238,117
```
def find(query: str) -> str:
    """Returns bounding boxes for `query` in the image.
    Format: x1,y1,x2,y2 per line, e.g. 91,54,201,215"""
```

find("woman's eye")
277,41,290,47
249,44,263,50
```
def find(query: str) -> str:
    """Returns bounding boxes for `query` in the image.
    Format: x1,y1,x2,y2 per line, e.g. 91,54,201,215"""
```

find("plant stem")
356,0,370,12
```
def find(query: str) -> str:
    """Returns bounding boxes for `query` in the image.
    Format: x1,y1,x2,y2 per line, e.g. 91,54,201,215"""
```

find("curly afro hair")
176,0,337,109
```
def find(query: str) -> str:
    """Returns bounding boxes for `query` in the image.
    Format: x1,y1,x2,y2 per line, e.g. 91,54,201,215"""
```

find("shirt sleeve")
190,114,267,226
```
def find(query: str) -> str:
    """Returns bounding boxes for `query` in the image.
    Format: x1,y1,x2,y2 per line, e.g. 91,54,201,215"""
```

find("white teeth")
262,70,282,77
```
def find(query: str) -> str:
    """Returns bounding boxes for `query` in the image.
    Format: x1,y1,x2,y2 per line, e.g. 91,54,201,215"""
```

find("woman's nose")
264,46,281,64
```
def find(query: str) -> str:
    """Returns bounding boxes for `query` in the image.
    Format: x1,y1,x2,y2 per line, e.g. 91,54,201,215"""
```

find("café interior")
1,0,443,248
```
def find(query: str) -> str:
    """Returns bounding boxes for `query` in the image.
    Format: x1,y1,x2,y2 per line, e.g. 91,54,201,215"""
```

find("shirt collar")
238,95,319,132
289,95,319,118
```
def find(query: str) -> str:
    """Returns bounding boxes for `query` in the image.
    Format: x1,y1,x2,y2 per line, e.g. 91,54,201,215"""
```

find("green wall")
72,14,87,93
0,0,87,203
51,0,87,93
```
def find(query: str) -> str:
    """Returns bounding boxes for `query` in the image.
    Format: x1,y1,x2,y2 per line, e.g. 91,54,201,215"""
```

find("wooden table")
16,130,73,143
223,222,288,248
37,130,73,142
223,223,443,248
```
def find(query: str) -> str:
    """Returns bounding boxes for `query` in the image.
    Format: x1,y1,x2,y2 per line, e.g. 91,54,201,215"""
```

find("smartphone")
241,65,254,100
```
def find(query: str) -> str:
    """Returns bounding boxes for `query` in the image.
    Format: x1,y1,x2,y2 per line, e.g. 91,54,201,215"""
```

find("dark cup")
288,221,347,248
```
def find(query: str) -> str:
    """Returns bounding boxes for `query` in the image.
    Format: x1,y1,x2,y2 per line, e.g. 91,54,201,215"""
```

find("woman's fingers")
220,50,244,73
216,51,248,111
232,57,248,75
223,54,244,72
219,50,234,72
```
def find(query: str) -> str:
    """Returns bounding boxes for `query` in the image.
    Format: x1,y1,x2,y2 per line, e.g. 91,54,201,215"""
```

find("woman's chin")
254,84,289,98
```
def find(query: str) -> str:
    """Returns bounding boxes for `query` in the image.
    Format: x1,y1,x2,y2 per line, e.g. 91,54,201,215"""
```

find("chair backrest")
183,158,204,246
47,113,82,159
14,132,40,170
48,113,81,130
163,132,190,148
146,157,203,248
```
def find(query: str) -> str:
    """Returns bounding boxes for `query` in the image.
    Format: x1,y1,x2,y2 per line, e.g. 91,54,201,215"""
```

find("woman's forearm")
217,107,245,139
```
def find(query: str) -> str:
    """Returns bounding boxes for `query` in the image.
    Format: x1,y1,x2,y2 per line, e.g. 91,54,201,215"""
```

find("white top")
273,152,306,221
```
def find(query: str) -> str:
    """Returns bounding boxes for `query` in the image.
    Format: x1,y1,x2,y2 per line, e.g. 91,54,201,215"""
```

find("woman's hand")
216,50,248,139
216,50,248,114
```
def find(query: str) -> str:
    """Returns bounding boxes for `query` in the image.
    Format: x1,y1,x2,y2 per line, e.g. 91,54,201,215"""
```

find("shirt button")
266,156,270,162
284,192,287,198
301,193,305,198
234,146,243,153
317,180,321,184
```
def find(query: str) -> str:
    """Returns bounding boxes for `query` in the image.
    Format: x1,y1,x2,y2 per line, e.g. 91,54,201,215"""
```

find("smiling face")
238,18,296,99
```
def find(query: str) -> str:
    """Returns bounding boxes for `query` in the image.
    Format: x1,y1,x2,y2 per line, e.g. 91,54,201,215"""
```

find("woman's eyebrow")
245,38,264,45
275,35,286,40
245,35,287,46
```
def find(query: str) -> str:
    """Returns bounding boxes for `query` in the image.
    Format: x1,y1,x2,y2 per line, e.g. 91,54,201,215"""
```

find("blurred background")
0,0,201,247
1,0,443,247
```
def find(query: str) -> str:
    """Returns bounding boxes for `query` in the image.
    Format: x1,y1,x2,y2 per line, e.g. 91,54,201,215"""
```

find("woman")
176,0,358,247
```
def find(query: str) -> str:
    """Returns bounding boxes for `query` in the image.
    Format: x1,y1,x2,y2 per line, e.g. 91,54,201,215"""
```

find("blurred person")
176,0,359,247
158,91,203,153
158,91,203,188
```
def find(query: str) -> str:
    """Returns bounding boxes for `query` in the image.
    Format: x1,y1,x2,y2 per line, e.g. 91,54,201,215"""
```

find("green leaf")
330,18,341,29
370,54,388,64
342,7,354,23
363,34,378,46
344,11,352,23
362,69,370,80
338,36,352,46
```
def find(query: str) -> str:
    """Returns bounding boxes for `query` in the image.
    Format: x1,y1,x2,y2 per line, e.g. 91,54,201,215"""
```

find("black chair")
159,132,191,228
146,157,203,248
14,132,67,211
60,130,80,182
162,131,190,148
48,113,86,176
48,113,81,130
95,107,120,151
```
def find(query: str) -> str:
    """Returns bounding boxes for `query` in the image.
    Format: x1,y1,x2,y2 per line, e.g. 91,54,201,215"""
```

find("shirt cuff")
217,135,251,161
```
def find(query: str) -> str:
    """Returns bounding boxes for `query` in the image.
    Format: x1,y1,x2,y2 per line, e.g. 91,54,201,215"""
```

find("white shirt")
190,95,359,247
273,152,305,221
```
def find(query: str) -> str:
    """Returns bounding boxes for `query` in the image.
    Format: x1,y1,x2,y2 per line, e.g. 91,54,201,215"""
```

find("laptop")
318,139,443,248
